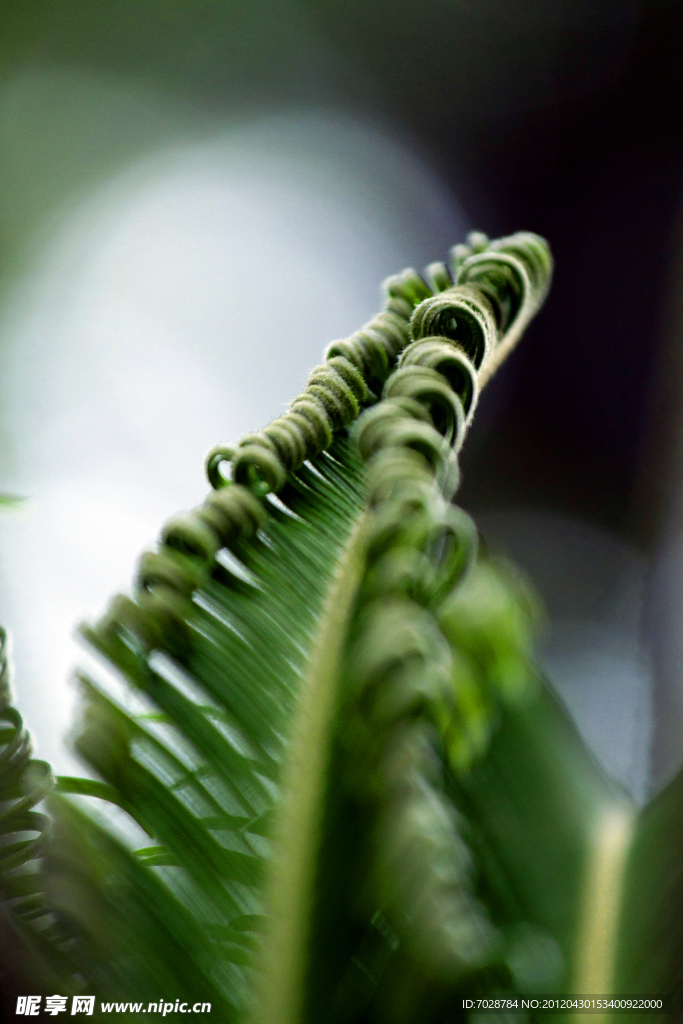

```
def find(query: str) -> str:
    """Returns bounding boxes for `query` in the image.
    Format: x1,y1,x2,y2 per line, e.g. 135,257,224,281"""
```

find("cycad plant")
0,230,678,1023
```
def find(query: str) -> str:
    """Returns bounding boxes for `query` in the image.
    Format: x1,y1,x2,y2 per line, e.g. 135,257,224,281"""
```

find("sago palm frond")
0,229,677,1023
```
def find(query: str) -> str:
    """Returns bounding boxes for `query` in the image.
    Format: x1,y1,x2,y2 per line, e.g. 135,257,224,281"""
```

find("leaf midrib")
253,513,369,1024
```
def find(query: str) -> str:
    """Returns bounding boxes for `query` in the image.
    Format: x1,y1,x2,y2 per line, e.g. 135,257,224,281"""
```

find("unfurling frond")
1,230,672,1024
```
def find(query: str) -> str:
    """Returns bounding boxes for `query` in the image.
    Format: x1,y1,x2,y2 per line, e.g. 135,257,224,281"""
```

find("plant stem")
252,515,368,1024
573,803,635,1022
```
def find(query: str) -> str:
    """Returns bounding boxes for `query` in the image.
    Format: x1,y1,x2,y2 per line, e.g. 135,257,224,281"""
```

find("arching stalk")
253,517,369,1024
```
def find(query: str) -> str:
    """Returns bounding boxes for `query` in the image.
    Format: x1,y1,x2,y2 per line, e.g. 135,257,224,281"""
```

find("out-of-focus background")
0,0,681,804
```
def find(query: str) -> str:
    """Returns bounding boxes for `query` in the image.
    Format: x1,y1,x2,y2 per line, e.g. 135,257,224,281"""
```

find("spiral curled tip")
348,600,453,705
340,229,551,981
382,268,432,309
490,230,553,295
200,281,425,503
0,627,54,927
203,236,557,504
100,588,193,657
137,548,206,597
451,230,552,385
287,396,334,450
205,444,236,490
343,495,500,976
398,340,479,425
470,230,491,250
345,524,490,976
364,448,437,508
232,443,287,496
90,473,271,658
351,396,432,462
384,295,413,321
408,286,496,370
162,511,222,564
204,484,267,539
373,418,456,491
262,417,307,472
424,261,453,294
448,243,471,275
89,228,549,683
383,366,466,451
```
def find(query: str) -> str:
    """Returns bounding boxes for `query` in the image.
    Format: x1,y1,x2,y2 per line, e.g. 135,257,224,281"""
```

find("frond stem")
252,515,369,1024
